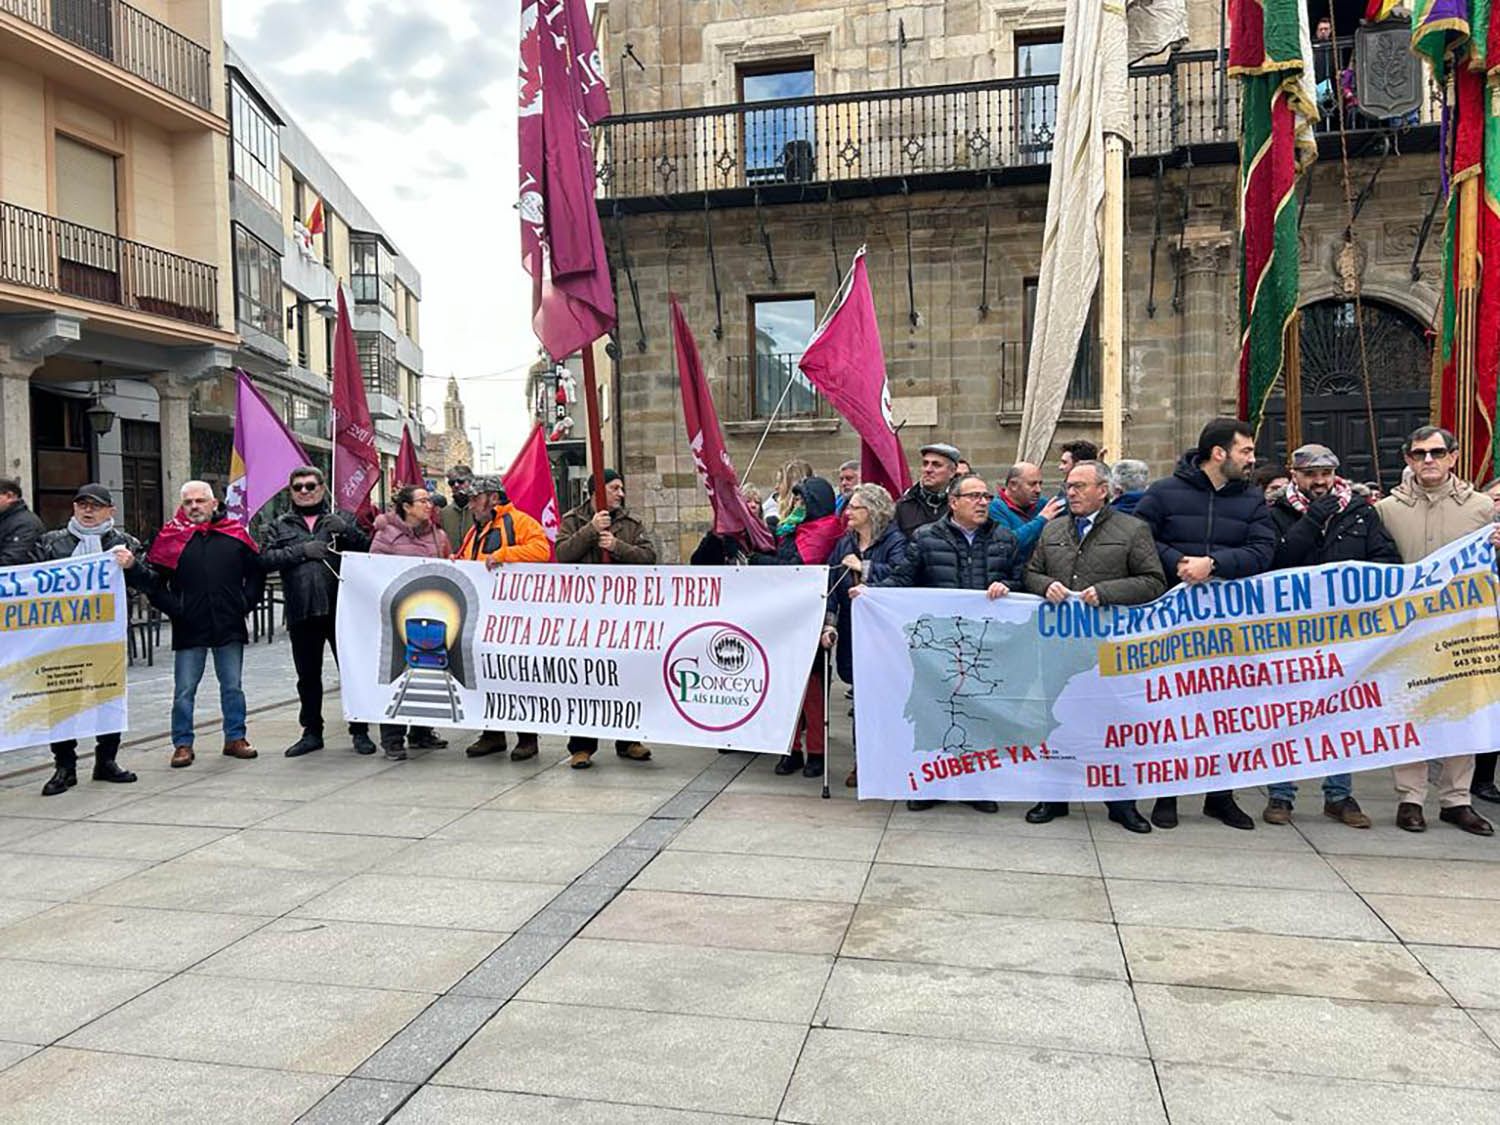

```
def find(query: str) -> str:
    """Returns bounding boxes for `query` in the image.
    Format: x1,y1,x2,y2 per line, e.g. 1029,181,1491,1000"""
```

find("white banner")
337,556,826,752
853,529,1500,801
0,556,128,753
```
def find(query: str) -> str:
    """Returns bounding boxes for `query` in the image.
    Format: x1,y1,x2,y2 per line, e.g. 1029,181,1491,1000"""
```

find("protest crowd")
5,414,1499,845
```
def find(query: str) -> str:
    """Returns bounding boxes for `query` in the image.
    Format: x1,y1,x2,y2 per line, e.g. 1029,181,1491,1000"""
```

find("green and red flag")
1230,0,1319,430
1413,0,1500,482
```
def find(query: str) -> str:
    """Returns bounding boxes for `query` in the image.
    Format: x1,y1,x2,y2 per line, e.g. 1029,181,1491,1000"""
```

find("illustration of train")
386,616,463,724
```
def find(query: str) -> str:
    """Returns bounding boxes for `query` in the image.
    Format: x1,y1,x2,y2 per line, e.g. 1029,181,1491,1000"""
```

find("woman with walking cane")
822,483,908,788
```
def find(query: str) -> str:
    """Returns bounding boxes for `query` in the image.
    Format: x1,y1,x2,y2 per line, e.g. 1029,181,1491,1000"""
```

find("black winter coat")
1269,489,1402,569
0,499,45,566
1132,452,1276,582
32,526,152,591
828,524,910,684
894,483,949,539
878,517,1018,592
142,527,265,649
259,505,369,624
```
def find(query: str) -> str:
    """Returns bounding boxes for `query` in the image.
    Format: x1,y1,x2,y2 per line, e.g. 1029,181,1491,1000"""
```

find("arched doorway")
1259,297,1432,486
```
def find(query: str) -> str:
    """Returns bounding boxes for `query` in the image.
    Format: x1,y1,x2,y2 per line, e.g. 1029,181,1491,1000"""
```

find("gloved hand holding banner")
853,528,1500,801
0,555,128,754
337,556,826,752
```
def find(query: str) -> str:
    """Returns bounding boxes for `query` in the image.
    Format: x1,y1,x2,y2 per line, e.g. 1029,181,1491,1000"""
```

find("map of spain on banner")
853,529,1500,801
0,556,128,754
336,556,826,752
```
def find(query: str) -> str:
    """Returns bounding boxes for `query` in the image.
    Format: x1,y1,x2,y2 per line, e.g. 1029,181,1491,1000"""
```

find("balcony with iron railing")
996,339,1101,418
0,0,212,110
722,351,836,425
0,199,218,327
594,44,1442,210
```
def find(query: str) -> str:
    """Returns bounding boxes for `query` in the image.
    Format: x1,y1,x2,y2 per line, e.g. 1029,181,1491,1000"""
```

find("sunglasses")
1406,447,1451,461
291,481,321,493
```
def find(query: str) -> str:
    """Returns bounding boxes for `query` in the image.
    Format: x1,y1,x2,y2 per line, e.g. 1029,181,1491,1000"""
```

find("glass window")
229,76,281,209
234,225,282,339
1016,31,1063,166
351,236,396,312
749,295,818,419
738,61,816,185
1023,277,1100,407
356,331,398,397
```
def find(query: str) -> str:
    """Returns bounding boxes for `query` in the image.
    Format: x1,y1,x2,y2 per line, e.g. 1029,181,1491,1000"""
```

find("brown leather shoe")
845,768,858,788
510,734,539,761
1440,805,1495,836
1396,802,1427,833
170,745,194,768
222,739,257,759
1324,797,1372,829
567,750,593,770
615,741,651,762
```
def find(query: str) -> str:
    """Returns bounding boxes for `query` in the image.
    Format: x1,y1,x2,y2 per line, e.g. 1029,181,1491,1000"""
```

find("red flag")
393,424,423,489
306,198,325,237
519,0,616,360
504,424,560,560
672,297,775,554
331,287,380,514
797,247,911,499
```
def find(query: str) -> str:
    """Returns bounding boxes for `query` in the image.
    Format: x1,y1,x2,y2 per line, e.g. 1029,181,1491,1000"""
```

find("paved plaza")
3,698,1500,1124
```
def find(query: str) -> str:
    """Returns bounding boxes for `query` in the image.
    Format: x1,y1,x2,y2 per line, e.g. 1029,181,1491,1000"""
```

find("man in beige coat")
1375,425,1493,836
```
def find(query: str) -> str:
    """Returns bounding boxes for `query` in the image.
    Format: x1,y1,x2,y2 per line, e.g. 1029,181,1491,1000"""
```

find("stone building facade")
592,1,1443,560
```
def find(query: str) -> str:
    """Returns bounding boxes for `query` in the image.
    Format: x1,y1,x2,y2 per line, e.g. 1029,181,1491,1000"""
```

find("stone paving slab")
631,848,870,903
583,889,853,954
0,959,169,1043
1104,878,1397,941
391,1085,770,1123
289,873,561,932
0,902,268,971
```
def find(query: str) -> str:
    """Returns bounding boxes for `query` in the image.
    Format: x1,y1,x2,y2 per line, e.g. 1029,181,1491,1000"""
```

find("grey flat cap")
919,442,962,465
1291,443,1339,470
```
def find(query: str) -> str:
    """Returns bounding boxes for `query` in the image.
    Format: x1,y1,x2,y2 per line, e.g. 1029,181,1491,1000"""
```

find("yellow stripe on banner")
0,594,117,632
0,641,127,731
1097,574,1497,676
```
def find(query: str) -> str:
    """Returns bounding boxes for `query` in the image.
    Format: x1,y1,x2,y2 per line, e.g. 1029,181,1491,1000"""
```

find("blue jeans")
172,644,246,747
1268,773,1352,805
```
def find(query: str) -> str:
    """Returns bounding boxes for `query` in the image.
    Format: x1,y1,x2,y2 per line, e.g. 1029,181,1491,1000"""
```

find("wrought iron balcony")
722,352,835,424
594,45,1442,208
995,339,1101,416
0,200,218,327
1,0,212,110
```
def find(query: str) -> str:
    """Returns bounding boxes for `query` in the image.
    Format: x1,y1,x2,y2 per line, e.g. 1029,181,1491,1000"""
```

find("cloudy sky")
226,0,538,468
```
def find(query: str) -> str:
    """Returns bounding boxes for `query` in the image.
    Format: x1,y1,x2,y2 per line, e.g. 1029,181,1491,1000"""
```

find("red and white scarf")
1283,477,1352,516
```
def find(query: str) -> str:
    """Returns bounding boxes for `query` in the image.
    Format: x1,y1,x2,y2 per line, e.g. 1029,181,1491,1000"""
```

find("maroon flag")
392,424,423,489
797,247,911,499
331,287,380,514
519,0,615,360
672,297,775,554
504,424,561,560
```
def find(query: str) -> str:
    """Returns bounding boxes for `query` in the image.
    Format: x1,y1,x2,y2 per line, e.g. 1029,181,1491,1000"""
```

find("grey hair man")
1110,459,1152,515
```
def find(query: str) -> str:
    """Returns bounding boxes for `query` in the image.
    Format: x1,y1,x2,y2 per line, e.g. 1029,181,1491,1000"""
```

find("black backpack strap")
502,513,515,548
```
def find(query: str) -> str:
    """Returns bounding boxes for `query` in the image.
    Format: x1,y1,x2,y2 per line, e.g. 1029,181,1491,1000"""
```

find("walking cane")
821,649,832,800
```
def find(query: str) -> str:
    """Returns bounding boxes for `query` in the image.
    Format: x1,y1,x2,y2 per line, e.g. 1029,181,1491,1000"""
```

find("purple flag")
225,370,311,522
519,0,616,360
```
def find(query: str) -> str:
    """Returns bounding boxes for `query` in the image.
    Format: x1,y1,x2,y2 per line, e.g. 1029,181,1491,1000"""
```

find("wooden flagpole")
1283,309,1303,457
1100,134,1126,459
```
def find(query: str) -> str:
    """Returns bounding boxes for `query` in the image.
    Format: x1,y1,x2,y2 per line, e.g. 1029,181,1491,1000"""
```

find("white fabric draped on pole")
1016,0,1187,464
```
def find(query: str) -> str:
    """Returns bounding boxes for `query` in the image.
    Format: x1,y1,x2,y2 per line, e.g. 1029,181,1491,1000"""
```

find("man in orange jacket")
454,474,551,761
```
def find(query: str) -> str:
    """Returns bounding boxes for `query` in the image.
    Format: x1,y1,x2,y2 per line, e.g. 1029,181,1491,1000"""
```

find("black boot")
1150,797,1178,829
351,729,377,756
92,757,137,784
285,730,324,758
774,750,805,776
407,727,447,750
41,766,77,796
1203,791,1254,830
382,736,407,762
802,754,825,778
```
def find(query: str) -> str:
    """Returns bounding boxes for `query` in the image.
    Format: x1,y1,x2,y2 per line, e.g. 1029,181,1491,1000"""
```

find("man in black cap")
0,477,44,566
895,443,962,538
30,484,149,795
441,463,474,547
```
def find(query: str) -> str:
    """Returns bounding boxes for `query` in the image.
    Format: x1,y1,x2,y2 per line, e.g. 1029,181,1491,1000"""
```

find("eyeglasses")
956,491,992,502
291,482,321,493
412,496,432,504
1406,447,1451,461
74,499,107,510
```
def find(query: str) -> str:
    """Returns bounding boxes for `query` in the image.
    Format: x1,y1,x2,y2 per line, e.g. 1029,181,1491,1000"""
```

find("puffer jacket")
32,525,151,590
259,504,370,623
878,517,1018,591
1023,505,1166,606
455,502,551,564
556,499,656,565
369,512,452,559
827,523,910,683
1132,451,1276,582
987,492,1050,562
0,499,45,566
894,482,949,538
1269,485,1401,569
1375,474,1492,562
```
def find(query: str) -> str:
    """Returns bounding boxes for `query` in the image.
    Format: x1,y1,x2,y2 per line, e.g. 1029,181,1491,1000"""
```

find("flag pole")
1100,133,1126,459
742,374,800,484
580,344,612,562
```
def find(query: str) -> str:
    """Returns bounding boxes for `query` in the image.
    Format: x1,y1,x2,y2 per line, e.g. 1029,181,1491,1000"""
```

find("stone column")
0,348,38,485
1174,232,1234,448
150,374,194,521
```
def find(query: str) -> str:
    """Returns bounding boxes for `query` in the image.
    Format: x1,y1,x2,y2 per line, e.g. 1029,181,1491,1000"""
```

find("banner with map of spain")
0,556,128,754
852,528,1500,801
